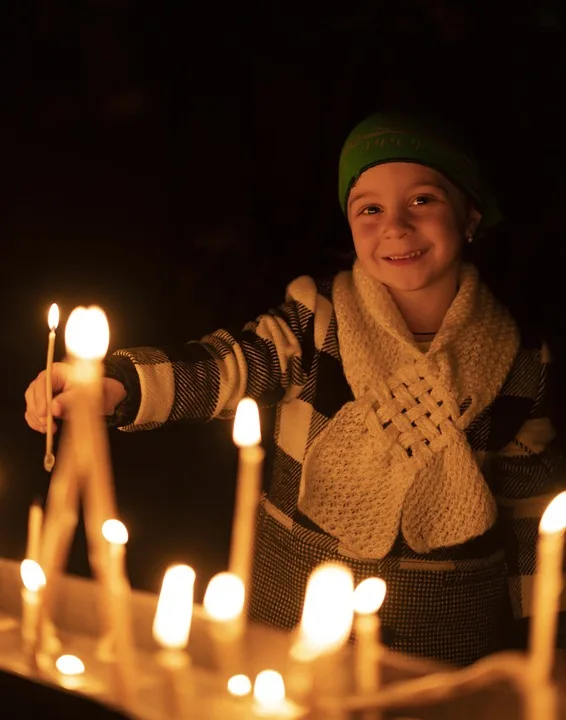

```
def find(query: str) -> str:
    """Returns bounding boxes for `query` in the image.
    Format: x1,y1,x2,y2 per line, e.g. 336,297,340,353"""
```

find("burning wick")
56,654,85,690
44,302,59,472
227,674,252,697
20,559,46,669
203,572,246,683
253,670,306,718
529,491,566,683
152,564,196,719
353,576,387,712
100,518,137,708
229,398,264,618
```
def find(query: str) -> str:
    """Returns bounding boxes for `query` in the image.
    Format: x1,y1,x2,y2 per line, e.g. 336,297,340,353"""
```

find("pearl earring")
467,235,474,244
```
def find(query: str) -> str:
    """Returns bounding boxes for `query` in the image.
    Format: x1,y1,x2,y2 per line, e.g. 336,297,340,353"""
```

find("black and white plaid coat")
106,272,566,667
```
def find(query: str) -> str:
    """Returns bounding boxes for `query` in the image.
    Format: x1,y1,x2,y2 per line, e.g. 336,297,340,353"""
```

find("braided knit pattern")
299,262,521,557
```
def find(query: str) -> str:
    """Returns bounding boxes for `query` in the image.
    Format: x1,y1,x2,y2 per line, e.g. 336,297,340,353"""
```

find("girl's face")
347,162,481,296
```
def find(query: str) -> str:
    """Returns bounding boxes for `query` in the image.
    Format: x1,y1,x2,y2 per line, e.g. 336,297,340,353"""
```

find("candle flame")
233,398,261,447
253,670,286,709
20,559,47,592
101,519,128,545
48,303,60,331
56,654,85,676
353,577,387,615
540,491,566,534
293,562,354,660
65,306,110,360
227,674,252,697
152,564,196,650
203,572,245,621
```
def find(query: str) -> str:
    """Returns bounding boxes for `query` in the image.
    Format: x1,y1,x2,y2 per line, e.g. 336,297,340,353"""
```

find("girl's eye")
361,205,381,215
412,195,433,206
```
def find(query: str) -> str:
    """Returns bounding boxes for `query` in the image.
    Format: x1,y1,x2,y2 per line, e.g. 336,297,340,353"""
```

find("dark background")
0,0,565,602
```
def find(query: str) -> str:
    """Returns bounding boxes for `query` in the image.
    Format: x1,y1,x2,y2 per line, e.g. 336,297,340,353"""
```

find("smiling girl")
25,110,565,666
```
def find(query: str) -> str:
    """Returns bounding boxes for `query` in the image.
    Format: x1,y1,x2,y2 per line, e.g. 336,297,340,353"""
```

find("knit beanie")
338,111,502,235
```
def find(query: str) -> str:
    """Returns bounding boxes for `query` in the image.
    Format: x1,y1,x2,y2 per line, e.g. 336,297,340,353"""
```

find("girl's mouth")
384,248,428,265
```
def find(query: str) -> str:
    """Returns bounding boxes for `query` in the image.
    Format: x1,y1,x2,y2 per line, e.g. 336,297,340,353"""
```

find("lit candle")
228,673,252,698
64,307,117,518
353,577,387,719
44,303,59,472
101,519,129,588
101,519,137,710
26,500,43,563
20,559,46,669
292,563,355,661
529,491,566,684
55,654,85,691
290,563,354,716
204,571,246,679
230,398,264,613
253,670,307,719
38,426,79,657
152,564,196,719
65,308,121,651
204,571,246,627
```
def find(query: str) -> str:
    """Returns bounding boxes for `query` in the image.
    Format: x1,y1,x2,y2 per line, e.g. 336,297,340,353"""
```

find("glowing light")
56,654,85,676
152,564,196,650
227,674,252,697
65,306,109,360
294,562,354,660
233,398,261,447
253,670,286,709
540,491,566,534
20,559,46,592
353,577,387,615
48,303,60,331
102,519,128,545
203,572,245,621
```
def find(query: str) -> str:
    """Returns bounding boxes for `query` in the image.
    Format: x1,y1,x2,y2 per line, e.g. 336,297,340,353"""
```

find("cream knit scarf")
298,261,520,559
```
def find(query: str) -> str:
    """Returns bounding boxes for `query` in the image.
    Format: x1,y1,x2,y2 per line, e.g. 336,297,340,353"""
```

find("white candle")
64,306,116,514
44,303,59,472
55,654,86,691
20,559,46,669
227,673,252,697
152,564,196,719
26,501,43,563
101,519,137,710
290,563,354,717
353,577,387,720
65,308,120,646
292,563,355,661
38,426,79,657
101,519,129,588
204,571,246,626
253,670,307,719
230,398,264,612
204,571,246,679
529,491,566,684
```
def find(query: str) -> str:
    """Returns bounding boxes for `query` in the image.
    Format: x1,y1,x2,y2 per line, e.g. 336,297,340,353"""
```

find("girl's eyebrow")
406,181,449,195
348,191,373,208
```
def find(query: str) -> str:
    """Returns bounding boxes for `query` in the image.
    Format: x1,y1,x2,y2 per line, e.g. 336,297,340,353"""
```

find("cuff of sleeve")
103,354,141,427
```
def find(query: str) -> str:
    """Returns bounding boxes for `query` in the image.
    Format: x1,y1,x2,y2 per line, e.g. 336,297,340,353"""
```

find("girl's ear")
466,205,482,238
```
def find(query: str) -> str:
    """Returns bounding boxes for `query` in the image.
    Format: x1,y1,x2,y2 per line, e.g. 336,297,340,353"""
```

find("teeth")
388,249,425,260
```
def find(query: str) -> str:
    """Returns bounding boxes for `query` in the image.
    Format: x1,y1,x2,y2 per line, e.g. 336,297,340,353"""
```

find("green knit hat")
338,111,503,234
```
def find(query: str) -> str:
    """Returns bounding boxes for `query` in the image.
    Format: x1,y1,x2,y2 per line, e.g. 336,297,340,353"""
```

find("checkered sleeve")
104,275,325,431
489,344,566,649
